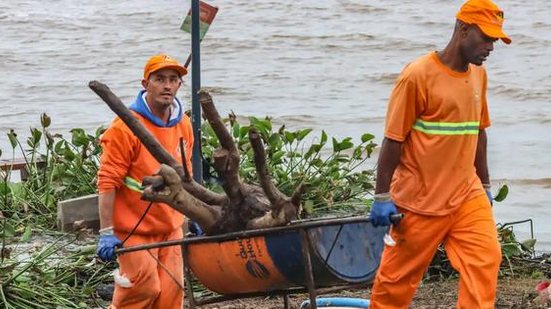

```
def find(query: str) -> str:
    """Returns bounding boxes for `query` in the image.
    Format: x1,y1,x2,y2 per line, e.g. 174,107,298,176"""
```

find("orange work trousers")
370,194,501,309
109,227,184,309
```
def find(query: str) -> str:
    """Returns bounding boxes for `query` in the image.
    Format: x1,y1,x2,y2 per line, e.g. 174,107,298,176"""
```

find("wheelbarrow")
118,215,398,308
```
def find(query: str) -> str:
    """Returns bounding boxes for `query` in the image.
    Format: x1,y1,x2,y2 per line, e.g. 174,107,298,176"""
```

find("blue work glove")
188,220,204,236
97,232,122,262
486,189,493,206
369,200,398,227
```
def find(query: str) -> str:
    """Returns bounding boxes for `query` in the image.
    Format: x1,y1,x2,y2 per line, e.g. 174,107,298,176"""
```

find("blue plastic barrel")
265,221,386,286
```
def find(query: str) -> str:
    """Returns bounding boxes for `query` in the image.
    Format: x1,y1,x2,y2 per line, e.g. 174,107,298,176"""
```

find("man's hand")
369,199,398,227
97,229,122,262
188,220,204,236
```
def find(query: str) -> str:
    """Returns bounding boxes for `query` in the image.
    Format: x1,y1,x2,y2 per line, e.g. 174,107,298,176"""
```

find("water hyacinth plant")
0,113,103,229
0,112,527,308
0,113,379,307
201,113,378,216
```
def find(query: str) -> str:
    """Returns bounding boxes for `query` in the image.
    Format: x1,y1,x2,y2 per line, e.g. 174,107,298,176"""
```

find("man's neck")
437,45,469,73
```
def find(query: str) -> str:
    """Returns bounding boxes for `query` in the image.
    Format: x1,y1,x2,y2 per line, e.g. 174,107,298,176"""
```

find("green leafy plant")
0,234,112,308
0,113,103,229
201,114,378,216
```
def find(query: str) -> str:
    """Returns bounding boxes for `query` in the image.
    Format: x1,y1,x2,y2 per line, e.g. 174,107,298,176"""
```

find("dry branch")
89,80,227,206
90,80,303,234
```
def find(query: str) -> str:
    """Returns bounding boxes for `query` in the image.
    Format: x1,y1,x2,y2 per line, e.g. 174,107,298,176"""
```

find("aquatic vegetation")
0,113,102,229
0,113,534,308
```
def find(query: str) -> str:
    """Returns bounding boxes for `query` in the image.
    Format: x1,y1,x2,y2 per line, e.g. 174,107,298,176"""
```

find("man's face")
461,24,497,66
142,68,182,108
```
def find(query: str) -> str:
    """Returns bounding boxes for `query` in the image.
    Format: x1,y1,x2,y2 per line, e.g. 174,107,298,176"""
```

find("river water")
1,0,550,249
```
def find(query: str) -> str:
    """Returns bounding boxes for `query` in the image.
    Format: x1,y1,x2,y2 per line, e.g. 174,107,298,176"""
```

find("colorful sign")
180,1,218,41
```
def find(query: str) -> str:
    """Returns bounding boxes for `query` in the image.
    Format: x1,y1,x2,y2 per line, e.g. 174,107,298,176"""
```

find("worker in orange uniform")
96,53,193,309
369,0,511,308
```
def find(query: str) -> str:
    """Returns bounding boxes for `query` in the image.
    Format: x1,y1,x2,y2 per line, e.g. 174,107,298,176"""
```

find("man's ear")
141,79,148,89
458,21,470,38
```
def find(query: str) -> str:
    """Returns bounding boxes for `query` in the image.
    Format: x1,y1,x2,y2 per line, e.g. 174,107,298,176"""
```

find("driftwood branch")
88,80,227,206
90,80,303,234
248,129,285,205
199,91,242,201
179,137,192,182
245,129,303,229
142,164,220,233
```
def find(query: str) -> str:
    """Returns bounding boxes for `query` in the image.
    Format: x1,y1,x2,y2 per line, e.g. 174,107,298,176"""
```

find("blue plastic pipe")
300,297,370,309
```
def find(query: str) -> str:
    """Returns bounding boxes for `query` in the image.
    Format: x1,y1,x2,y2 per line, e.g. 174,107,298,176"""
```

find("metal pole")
116,215,385,254
300,229,317,309
190,0,202,183
182,243,197,309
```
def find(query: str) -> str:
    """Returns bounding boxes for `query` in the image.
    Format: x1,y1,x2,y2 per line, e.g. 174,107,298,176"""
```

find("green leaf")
312,158,323,167
353,147,363,159
271,151,285,163
320,130,327,144
332,137,354,152
20,225,32,242
29,128,42,147
95,125,106,137
332,137,339,152
303,200,314,214
71,128,89,147
249,117,272,136
365,142,377,157
232,123,241,139
2,221,16,237
361,133,375,143
494,184,509,202
54,140,65,154
0,182,12,195
297,129,312,141
284,132,296,144
339,140,354,151
7,129,18,149
501,242,521,258
268,133,281,147
63,147,76,161
520,238,536,252
239,126,250,139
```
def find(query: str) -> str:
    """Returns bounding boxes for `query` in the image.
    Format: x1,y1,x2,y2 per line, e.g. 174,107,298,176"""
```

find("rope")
146,249,186,291
120,201,154,246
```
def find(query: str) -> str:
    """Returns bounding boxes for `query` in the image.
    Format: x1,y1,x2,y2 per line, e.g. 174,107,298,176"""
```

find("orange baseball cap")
143,53,188,79
456,0,511,44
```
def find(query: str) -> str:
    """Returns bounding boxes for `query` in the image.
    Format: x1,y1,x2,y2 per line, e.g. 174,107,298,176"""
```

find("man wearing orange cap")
368,0,511,308
96,53,193,308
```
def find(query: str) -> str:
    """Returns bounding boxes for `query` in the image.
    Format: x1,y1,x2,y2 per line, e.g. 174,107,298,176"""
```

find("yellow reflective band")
413,119,480,135
124,176,143,193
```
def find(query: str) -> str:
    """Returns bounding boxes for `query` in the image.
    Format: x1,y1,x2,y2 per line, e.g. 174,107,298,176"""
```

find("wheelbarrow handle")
389,213,404,224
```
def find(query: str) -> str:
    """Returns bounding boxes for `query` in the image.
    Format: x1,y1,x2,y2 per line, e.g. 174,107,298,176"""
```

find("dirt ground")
194,277,544,309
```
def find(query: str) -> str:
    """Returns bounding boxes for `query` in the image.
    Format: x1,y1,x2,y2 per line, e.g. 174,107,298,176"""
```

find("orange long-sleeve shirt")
98,111,193,235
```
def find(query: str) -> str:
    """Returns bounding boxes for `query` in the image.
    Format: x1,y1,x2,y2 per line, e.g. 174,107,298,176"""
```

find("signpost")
180,1,218,183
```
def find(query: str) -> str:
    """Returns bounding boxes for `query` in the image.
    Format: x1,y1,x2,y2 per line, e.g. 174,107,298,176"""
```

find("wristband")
374,192,391,202
482,183,491,190
99,226,114,235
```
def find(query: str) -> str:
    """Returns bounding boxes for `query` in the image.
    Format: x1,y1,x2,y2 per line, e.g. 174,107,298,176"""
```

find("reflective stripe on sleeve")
124,176,143,193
